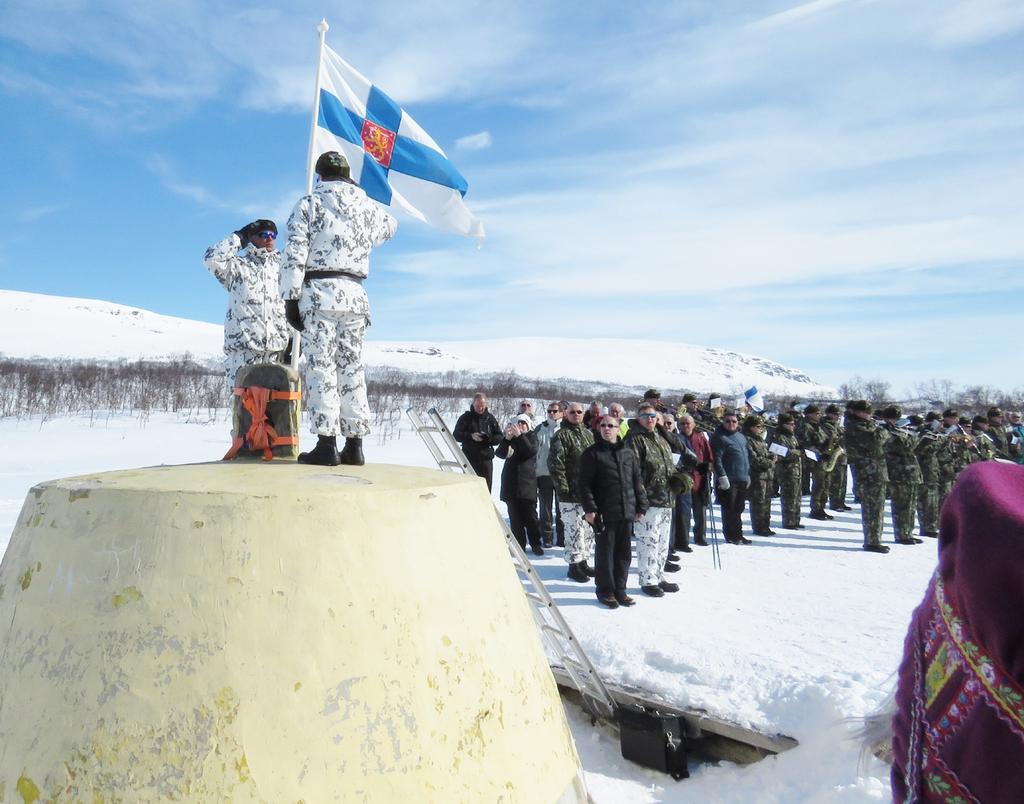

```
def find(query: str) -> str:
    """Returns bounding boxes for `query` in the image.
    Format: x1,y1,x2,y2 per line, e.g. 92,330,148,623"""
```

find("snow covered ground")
0,410,931,802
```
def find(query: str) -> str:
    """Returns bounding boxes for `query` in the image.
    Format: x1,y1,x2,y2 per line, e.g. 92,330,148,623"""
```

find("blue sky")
1,0,1021,392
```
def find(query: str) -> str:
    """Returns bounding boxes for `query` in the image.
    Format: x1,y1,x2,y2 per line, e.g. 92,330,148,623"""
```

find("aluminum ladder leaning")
406,406,617,721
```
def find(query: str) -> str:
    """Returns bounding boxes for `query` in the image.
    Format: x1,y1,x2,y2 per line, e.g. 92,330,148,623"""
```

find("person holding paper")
1008,411,1024,463
744,415,777,536
710,412,751,544
772,413,804,530
800,405,834,521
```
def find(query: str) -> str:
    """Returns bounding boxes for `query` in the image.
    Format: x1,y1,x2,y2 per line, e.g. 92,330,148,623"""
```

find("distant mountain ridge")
0,289,835,397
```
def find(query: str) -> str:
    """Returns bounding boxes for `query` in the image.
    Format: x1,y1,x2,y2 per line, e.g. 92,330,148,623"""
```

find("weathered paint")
0,462,585,802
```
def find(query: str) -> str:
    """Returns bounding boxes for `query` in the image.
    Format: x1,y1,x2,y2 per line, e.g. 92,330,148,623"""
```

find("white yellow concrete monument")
0,462,588,803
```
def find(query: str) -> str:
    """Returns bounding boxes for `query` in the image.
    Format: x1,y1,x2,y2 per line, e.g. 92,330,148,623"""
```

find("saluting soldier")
844,400,891,553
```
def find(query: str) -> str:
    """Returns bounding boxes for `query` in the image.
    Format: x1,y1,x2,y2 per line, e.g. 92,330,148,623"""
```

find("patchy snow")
0,289,834,396
0,410,925,802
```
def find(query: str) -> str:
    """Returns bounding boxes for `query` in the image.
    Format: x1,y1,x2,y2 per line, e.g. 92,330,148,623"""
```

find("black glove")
285,299,304,332
234,226,251,249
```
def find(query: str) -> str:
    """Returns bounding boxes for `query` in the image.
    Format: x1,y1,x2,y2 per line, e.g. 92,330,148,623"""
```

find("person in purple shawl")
891,461,1024,803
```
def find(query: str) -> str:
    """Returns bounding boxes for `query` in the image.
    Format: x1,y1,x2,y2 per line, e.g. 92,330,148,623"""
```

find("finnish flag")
744,386,765,412
314,44,485,241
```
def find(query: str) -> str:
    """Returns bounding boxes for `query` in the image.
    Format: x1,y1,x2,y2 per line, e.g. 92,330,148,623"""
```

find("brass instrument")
823,445,846,473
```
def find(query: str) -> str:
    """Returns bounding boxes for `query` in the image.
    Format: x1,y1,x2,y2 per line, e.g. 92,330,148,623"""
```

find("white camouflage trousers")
223,348,285,397
635,507,672,587
301,309,371,438
558,502,595,565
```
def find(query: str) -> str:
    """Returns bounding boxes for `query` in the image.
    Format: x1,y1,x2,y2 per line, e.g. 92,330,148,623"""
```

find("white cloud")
455,131,493,151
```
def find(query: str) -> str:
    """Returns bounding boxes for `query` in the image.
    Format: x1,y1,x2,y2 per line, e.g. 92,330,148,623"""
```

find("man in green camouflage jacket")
744,415,776,535
824,404,851,511
913,413,943,538
880,406,923,545
844,400,891,553
772,413,804,530
548,402,596,582
799,405,834,521
986,408,1011,459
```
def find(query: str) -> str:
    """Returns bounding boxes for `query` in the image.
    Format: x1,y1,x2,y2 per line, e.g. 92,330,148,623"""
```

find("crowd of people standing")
451,389,1021,608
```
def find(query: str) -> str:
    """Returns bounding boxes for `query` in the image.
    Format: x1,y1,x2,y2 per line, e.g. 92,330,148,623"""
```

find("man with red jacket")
676,413,713,547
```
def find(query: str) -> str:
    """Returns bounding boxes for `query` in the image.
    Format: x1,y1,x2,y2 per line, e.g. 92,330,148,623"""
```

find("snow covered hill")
0,289,834,397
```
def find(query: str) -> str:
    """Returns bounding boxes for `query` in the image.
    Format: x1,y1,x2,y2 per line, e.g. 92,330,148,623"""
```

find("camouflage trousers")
223,348,286,397
301,309,371,438
809,461,828,514
558,502,595,566
827,456,848,508
635,507,672,587
858,476,886,546
889,482,919,541
747,471,773,533
918,483,940,536
776,465,802,527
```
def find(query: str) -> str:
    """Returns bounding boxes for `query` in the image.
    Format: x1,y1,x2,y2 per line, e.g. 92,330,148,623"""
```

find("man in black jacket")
579,414,648,608
497,415,544,556
452,393,503,491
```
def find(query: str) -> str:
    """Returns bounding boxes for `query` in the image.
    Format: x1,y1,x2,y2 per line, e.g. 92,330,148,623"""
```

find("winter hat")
825,404,841,415
803,404,821,415
880,405,902,420
777,413,795,425
742,415,764,428
643,388,662,400
315,151,351,180
515,414,533,430
989,407,1004,419
252,219,277,235
907,414,924,426
891,463,1024,803
925,411,941,422
681,393,698,403
972,415,988,428
848,400,872,413
942,408,959,419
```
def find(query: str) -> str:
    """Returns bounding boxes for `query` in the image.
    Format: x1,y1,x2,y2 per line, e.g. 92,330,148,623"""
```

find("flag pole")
305,18,329,194
292,18,329,373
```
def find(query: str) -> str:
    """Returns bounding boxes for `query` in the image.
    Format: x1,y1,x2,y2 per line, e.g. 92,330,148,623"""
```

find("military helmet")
315,150,351,180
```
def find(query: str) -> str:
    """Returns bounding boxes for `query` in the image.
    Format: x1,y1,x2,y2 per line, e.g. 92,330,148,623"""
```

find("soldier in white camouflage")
625,405,679,597
203,220,290,395
548,402,596,583
280,152,397,466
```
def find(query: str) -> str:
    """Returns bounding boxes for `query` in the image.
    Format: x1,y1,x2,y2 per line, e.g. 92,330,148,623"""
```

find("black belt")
303,270,364,284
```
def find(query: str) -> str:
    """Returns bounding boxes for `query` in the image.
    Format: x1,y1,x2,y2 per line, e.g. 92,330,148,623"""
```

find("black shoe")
896,537,923,545
298,435,341,466
808,511,832,521
737,536,752,544
338,436,364,466
597,594,619,609
567,562,590,583
725,537,740,545
659,580,680,593
582,562,596,577
782,524,805,530
864,543,890,554
694,538,709,546
664,561,681,573
669,552,680,561
678,545,693,553
922,531,939,539
531,545,544,556
831,504,853,512
614,592,636,607
641,584,665,598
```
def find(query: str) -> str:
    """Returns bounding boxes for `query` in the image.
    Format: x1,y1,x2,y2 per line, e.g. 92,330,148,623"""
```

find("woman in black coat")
497,416,544,556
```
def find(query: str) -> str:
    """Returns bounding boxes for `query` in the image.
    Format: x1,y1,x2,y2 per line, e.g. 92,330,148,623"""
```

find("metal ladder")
406,407,617,720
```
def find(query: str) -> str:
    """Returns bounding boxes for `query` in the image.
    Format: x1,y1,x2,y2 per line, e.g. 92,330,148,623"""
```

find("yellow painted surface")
0,463,585,803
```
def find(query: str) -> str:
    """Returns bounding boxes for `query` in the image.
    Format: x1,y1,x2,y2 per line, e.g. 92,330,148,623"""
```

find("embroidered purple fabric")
892,461,1024,803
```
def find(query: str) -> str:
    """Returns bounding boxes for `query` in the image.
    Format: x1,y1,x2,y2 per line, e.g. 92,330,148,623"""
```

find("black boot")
864,543,890,554
567,562,590,583
298,435,341,466
338,437,365,466
582,561,596,577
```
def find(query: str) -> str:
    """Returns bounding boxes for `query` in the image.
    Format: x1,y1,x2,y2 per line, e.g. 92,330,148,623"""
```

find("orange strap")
223,385,300,462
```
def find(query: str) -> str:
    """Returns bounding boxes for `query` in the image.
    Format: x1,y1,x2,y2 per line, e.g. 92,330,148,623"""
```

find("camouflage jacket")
797,419,832,461
548,421,594,503
844,414,890,484
204,234,290,355
914,431,943,485
986,425,1010,459
972,428,998,462
937,431,976,482
744,429,774,474
280,180,397,319
771,431,802,478
882,423,923,485
625,427,677,507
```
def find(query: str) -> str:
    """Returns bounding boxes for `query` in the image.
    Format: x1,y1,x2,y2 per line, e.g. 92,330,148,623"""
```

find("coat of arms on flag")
312,42,484,242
